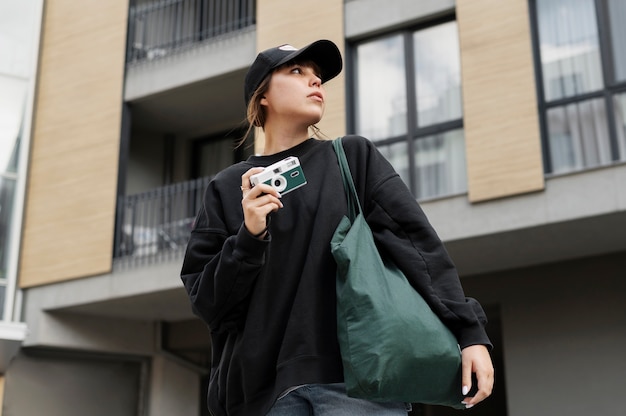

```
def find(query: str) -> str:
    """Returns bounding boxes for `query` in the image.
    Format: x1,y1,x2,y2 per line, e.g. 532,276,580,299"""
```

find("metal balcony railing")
114,176,212,267
126,0,256,64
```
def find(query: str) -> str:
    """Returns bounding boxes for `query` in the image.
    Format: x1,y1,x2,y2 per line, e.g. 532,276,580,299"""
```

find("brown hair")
235,75,271,148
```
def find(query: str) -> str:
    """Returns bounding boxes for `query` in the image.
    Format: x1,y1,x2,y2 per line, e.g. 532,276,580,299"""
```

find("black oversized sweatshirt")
181,135,491,416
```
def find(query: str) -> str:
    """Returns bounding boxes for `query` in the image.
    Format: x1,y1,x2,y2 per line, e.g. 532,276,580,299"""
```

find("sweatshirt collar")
246,138,320,166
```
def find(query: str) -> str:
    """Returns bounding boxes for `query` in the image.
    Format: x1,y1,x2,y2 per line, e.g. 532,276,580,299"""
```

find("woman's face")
261,62,325,127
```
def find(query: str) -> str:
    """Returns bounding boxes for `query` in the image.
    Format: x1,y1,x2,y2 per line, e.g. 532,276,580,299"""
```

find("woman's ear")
260,96,268,106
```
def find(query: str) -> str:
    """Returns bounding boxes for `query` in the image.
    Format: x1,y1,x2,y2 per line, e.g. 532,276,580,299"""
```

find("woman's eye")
291,67,303,74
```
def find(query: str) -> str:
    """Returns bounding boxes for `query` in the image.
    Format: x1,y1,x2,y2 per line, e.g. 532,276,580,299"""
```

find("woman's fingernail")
465,404,474,409
462,386,469,395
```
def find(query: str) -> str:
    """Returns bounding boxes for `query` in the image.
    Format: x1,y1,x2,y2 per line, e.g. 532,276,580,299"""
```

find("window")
191,129,251,179
0,78,26,290
352,20,466,200
0,0,41,320
614,92,626,157
531,0,626,174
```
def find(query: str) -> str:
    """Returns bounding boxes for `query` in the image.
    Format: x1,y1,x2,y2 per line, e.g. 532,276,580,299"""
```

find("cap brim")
273,39,343,84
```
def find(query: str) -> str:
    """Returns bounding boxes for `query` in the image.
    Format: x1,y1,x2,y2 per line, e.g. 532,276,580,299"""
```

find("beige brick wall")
19,1,129,287
457,0,545,202
254,0,346,153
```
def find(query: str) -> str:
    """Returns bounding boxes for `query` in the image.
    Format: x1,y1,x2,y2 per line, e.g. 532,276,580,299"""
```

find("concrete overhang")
21,166,626,335
422,163,626,276
0,322,28,372
124,29,256,138
24,258,194,323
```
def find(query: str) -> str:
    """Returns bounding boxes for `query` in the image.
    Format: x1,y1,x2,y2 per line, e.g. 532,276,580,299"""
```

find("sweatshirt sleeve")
180,179,268,333
342,135,492,349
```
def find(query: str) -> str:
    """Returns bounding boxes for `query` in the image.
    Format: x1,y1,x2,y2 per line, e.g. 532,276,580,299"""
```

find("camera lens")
272,175,287,192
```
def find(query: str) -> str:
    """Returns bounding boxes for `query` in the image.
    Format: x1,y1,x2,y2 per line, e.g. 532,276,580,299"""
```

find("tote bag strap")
332,137,362,222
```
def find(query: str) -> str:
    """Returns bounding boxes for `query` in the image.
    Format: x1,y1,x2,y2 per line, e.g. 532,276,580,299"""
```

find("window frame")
529,0,626,174
347,14,465,199
190,127,250,179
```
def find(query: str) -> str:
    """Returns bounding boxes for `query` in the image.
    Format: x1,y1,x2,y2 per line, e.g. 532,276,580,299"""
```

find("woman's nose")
310,73,322,87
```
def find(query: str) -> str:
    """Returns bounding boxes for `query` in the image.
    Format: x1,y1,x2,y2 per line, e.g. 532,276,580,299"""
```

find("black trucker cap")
243,39,343,107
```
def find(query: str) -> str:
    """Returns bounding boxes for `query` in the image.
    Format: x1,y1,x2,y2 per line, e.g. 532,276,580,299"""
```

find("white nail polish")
462,386,469,395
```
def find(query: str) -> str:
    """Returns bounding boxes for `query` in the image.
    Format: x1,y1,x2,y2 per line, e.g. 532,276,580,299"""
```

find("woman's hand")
241,167,283,237
461,344,494,409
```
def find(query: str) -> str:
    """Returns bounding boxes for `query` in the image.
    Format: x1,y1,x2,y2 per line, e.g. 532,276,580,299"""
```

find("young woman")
181,39,494,416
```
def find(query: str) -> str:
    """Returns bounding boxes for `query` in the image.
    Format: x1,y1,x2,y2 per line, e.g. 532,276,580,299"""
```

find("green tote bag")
330,138,464,408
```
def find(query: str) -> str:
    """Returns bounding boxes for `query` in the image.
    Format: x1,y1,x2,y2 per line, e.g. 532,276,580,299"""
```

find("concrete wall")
3,352,145,416
3,350,201,416
422,164,626,276
344,0,455,38
463,252,626,416
18,256,201,416
148,355,200,416
124,28,256,101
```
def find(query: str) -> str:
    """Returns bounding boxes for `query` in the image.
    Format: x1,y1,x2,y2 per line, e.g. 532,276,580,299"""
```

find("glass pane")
377,141,410,189
0,1,39,77
536,0,603,101
414,21,463,127
0,77,27,174
197,137,236,178
413,129,467,200
0,176,16,282
0,285,5,319
355,35,407,141
547,98,611,173
608,0,626,82
614,93,626,161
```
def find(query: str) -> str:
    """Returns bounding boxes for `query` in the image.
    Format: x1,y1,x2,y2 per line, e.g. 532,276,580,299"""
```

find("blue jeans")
266,383,409,416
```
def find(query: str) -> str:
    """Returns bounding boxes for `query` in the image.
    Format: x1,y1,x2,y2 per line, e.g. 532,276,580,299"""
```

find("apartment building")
1,0,624,414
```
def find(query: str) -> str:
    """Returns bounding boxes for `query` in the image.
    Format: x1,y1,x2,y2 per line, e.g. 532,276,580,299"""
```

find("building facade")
1,0,625,415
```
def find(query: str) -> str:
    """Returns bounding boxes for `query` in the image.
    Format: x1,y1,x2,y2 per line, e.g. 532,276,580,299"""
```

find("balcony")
113,176,212,269
126,0,256,66
124,0,256,162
